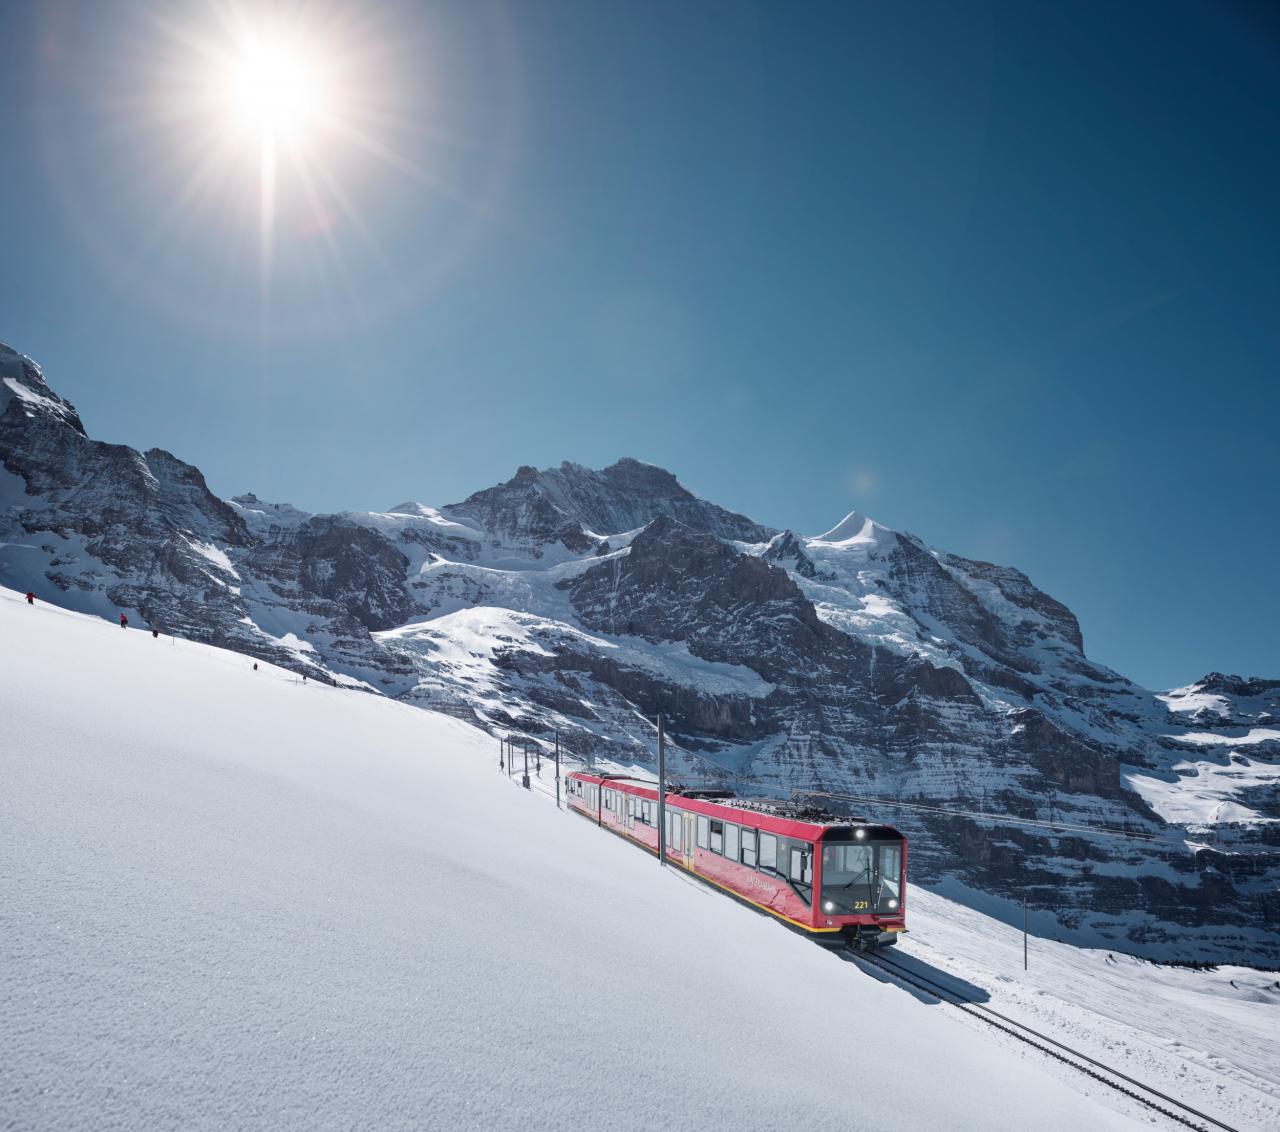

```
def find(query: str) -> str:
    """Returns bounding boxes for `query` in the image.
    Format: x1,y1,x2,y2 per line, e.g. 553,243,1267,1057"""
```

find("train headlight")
823,900,836,913
855,829,866,840
888,898,899,909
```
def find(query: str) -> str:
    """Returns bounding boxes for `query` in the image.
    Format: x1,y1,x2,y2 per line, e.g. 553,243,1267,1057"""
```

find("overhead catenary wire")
498,723,1193,849
798,789,1173,845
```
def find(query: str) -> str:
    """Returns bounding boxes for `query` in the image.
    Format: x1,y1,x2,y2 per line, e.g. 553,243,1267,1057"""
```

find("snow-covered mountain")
2,339,1276,963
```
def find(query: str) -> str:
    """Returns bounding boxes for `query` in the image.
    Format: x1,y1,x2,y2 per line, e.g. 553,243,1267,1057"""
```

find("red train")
566,771,907,948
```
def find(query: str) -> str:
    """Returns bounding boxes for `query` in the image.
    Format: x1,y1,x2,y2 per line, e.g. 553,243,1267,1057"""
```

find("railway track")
853,950,1239,1132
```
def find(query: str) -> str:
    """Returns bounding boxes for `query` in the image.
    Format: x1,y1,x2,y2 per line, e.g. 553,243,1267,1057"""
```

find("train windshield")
819,842,902,915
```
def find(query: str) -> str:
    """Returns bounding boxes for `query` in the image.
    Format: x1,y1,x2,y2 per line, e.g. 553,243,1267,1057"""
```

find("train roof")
566,771,904,842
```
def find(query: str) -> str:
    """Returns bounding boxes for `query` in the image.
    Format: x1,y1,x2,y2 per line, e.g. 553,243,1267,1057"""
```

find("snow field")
899,885,1280,1131
0,588,1150,1131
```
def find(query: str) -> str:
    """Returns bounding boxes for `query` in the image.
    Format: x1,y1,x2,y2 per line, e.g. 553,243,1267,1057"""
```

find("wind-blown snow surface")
2,589,1247,1132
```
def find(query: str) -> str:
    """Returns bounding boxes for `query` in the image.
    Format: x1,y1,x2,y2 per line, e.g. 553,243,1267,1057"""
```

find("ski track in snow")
1,588,1275,1131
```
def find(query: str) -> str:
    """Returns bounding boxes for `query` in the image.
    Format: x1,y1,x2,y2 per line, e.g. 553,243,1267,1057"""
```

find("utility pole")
499,736,504,772
535,744,541,776
1024,895,1028,971
508,738,513,780
523,741,530,790
657,712,667,867
555,729,561,809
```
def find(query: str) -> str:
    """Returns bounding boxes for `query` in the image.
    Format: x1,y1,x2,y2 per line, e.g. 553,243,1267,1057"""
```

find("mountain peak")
814,510,887,543
448,459,774,543
0,340,86,437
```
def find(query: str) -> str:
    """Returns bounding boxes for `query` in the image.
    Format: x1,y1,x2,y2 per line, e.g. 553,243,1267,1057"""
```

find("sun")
223,30,332,147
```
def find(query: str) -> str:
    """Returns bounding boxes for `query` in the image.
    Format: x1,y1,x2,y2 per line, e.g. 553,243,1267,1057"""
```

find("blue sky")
1,0,1276,690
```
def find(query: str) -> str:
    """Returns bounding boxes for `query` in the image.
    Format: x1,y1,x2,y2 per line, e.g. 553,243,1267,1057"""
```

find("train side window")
696,815,709,849
789,845,813,884
741,828,757,867
709,820,724,854
670,811,682,850
725,823,740,862
759,833,777,871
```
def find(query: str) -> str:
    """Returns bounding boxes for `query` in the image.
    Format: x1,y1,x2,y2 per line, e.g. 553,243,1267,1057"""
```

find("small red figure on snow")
25,591,35,605
119,612,128,629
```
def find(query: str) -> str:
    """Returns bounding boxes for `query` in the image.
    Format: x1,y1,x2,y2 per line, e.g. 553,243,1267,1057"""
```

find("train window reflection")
759,833,777,871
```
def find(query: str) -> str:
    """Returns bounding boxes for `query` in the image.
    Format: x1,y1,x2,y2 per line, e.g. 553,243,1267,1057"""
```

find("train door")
683,813,696,870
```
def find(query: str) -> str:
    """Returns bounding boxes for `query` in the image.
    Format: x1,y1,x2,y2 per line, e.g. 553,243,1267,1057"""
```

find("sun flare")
223,31,331,147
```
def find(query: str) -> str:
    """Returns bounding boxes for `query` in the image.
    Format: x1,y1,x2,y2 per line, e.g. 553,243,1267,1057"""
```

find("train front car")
564,772,908,950
815,825,907,949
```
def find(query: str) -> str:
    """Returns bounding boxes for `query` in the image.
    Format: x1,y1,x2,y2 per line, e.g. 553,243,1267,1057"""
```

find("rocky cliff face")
2,339,1276,963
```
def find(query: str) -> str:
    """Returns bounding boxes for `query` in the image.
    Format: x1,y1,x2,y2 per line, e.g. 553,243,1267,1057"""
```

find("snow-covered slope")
2,339,1277,964
0,588,1189,1131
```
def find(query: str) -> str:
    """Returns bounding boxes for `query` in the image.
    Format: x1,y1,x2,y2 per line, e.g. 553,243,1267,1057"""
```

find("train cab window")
709,820,724,854
741,828,757,867
696,815,709,849
758,833,777,872
725,823,740,862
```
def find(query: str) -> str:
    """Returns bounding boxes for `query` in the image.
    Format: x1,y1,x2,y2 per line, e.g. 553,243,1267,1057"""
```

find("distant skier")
253,662,258,671
119,612,128,629
25,591,34,605
151,628,159,639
